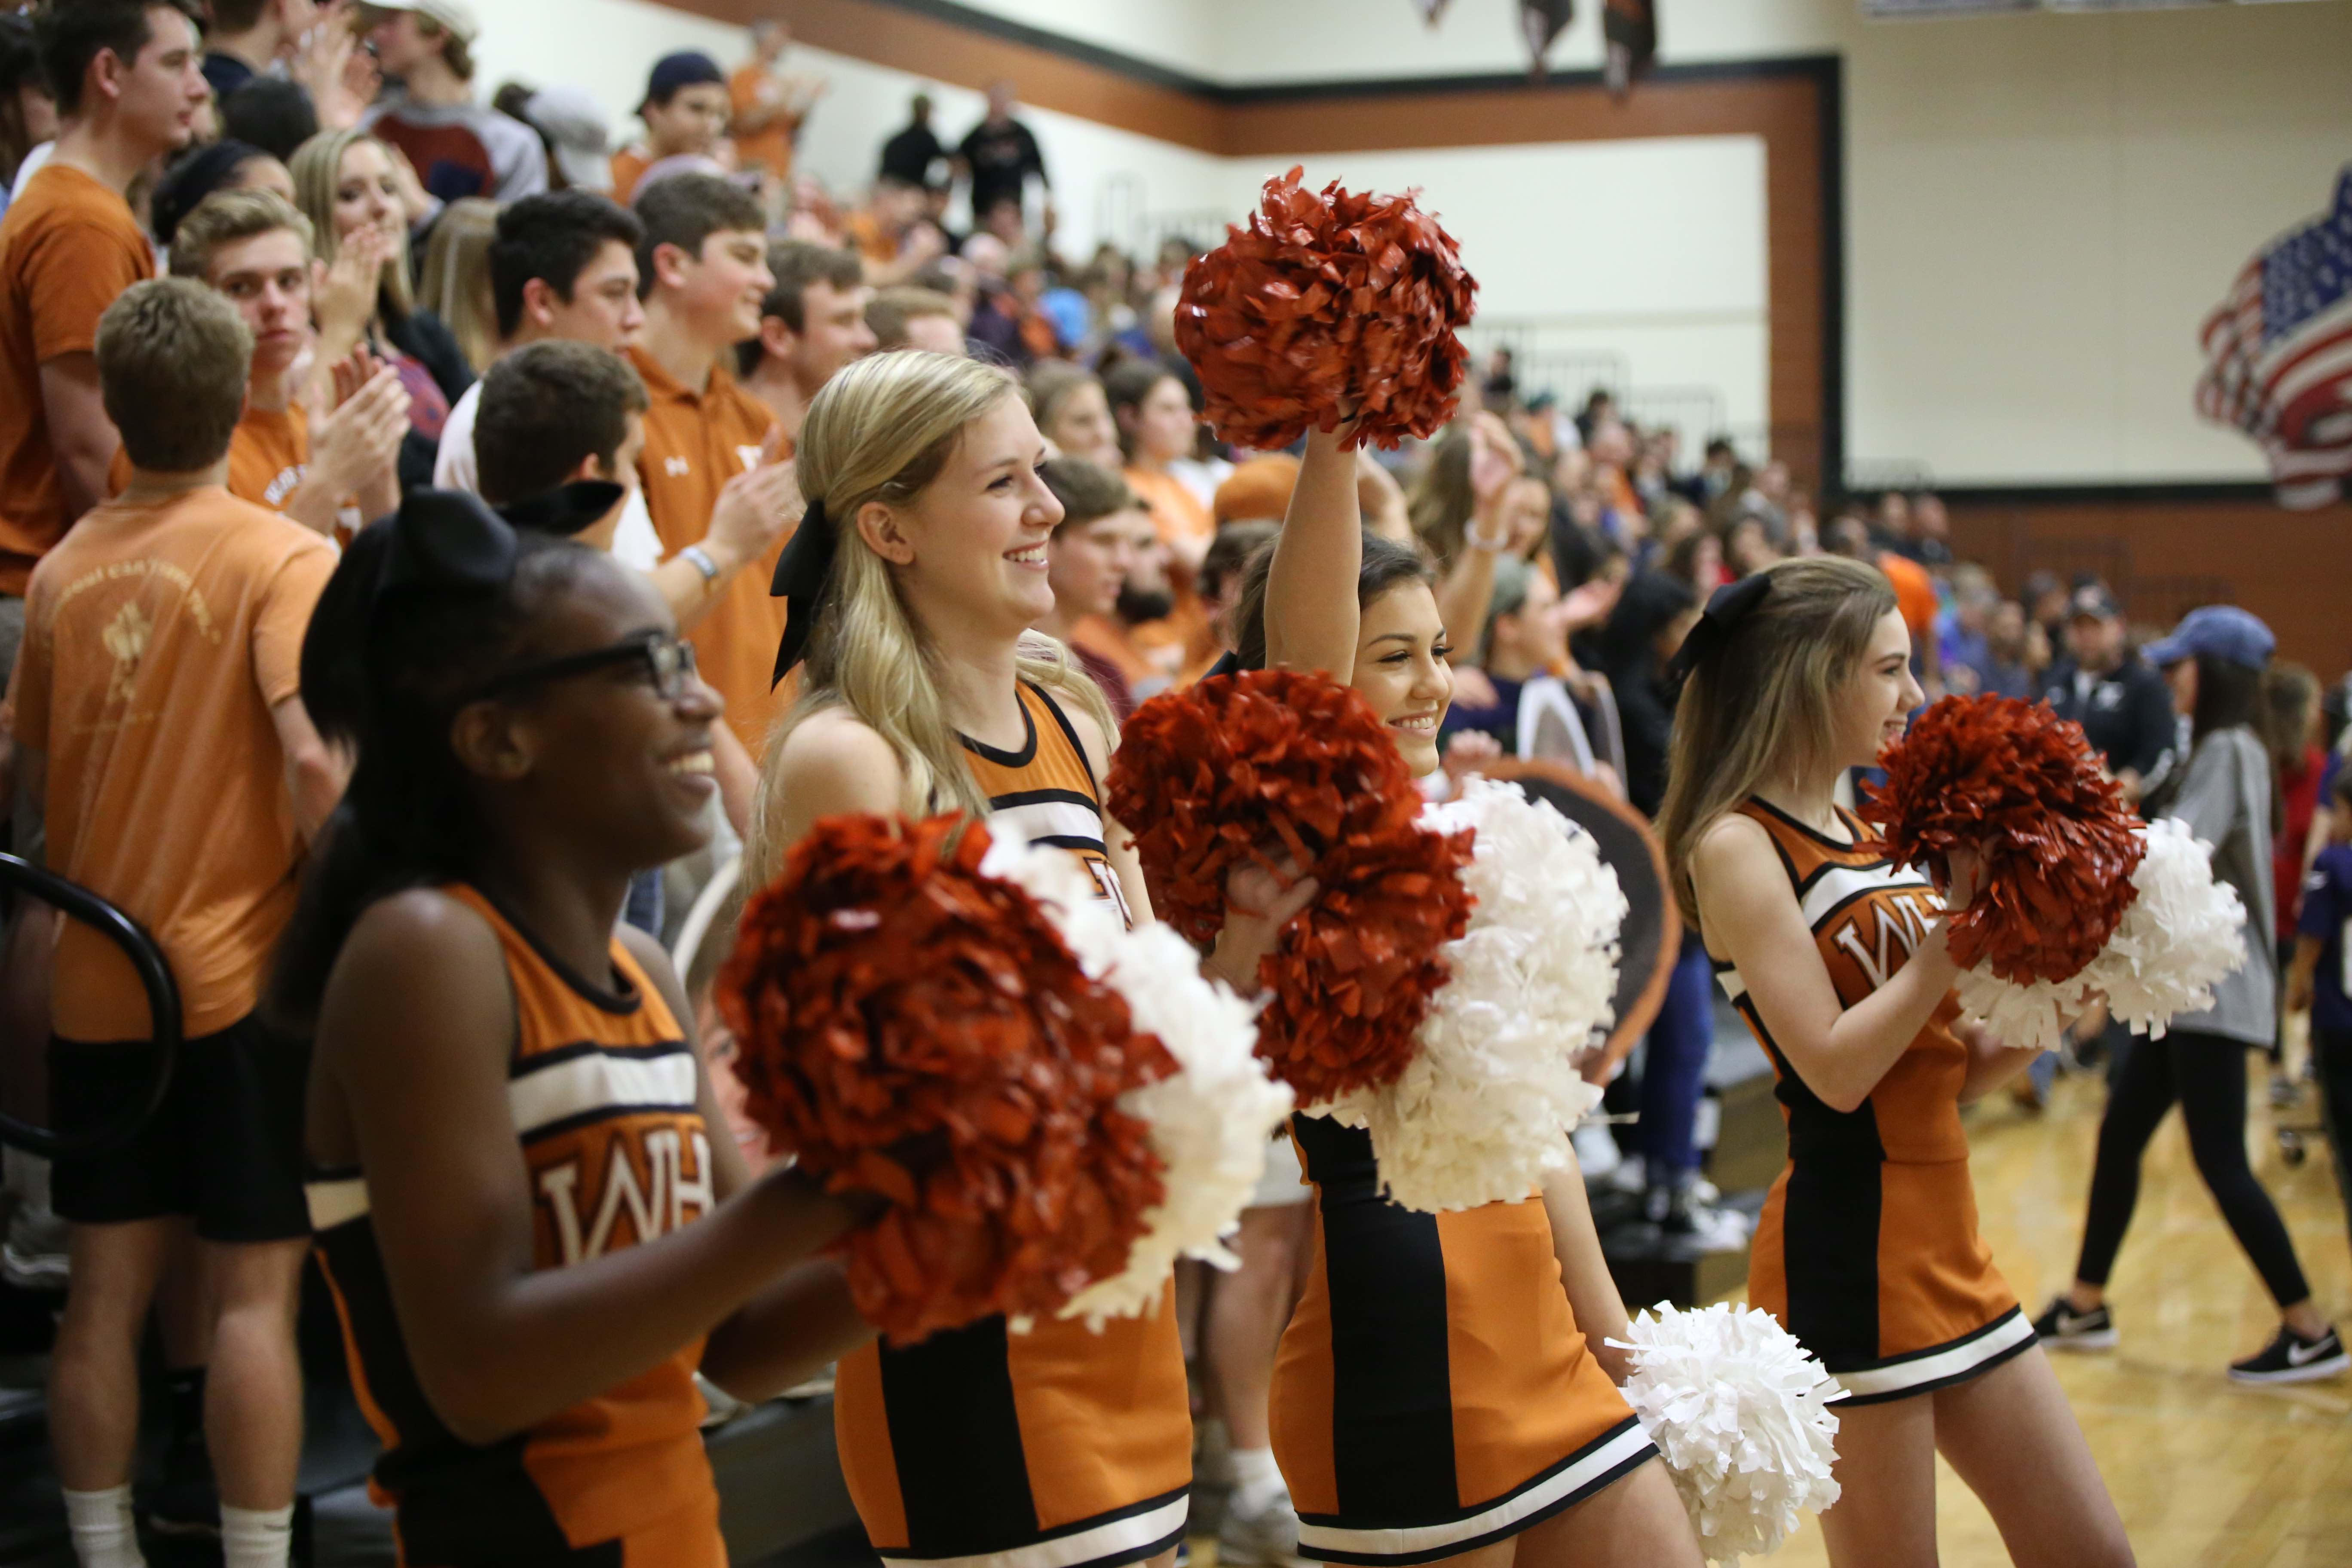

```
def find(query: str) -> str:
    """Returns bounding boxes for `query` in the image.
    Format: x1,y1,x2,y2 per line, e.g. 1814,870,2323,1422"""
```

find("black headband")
1667,573,1773,689
769,499,833,684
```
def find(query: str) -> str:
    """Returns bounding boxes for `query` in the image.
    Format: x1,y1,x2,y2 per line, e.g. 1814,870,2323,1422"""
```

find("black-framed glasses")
470,632,699,704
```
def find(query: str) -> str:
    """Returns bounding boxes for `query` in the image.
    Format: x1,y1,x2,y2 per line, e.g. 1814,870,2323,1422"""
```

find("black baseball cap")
2068,585,2121,622
639,51,725,113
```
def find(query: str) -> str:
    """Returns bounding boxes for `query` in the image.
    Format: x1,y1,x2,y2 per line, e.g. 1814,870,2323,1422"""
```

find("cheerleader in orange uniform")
1663,556,2132,1568
289,496,873,1565
1209,431,1700,1568
756,352,1192,1568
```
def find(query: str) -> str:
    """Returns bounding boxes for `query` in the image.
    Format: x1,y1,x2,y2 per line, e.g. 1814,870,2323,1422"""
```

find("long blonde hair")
288,128,416,321
417,197,502,373
749,351,1119,879
1656,555,1896,923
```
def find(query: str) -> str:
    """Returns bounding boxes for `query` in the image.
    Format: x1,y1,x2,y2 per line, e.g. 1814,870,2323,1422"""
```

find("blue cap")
2141,604,2274,671
640,51,725,113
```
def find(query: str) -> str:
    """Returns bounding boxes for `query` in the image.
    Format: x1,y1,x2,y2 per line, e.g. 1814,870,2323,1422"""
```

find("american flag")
2196,164,2352,510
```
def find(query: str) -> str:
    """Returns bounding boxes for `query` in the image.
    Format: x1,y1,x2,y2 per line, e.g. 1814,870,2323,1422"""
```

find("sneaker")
1605,1152,1647,1196
0,1237,67,1291
141,1432,220,1540
2229,1324,2349,1385
1219,1485,1308,1568
2031,1296,2119,1351
1648,1177,1752,1249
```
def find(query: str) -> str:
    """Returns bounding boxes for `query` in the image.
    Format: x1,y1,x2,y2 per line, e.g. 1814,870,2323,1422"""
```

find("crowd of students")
0,5,2348,1568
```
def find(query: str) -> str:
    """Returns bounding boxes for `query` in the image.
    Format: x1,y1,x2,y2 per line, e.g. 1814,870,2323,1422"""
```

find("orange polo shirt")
611,147,652,205
628,343,790,756
729,64,800,181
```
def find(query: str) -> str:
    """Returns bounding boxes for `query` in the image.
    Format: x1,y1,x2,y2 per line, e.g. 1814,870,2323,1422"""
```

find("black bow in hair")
770,499,833,685
1667,573,1773,689
378,488,520,603
496,480,627,541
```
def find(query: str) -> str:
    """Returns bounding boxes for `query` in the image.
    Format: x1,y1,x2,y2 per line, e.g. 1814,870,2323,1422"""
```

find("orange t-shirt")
0,163,156,595
9,485,335,1041
104,400,311,514
1124,465,1214,553
1879,550,1938,639
729,64,799,180
841,209,897,266
628,343,790,756
610,147,652,205
229,402,309,512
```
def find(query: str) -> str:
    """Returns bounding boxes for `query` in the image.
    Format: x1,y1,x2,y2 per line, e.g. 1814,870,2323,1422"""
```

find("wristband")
681,544,722,581
1465,524,1511,554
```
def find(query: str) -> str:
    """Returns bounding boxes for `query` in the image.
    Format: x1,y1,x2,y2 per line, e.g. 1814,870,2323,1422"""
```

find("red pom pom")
719,815,1176,1343
1106,670,1474,1103
1176,168,1478,453
1859,695,2145,984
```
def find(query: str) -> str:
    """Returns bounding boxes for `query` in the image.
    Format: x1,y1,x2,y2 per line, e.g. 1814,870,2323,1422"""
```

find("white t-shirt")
436,380,664,570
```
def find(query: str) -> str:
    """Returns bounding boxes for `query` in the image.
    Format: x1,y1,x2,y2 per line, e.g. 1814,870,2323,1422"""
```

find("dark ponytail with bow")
266,492,597,1032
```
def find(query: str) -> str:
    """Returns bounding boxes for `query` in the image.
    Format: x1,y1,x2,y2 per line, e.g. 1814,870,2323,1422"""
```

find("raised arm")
1691,813,1967,1114
1262,427,1364,678
320,891,869,1445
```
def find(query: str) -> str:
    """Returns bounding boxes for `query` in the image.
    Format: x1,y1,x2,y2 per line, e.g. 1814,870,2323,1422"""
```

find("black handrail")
0,851,182,1158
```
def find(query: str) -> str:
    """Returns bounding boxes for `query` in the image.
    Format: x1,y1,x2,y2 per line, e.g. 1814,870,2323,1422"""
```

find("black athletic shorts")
49,1014,310,1243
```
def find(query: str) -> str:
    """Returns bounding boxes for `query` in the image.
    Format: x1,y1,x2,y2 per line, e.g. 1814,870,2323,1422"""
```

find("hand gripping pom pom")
1355,780,1623,1213
980,839,1297,1327
1176,167,1479,452
718,815,1178,1344
1861,695,2144,986
1106,669,1475,1106
1609,1304,1844,1564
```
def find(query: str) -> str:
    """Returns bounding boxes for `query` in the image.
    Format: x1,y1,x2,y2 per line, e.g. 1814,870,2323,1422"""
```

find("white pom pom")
981,840,1295,1327
1609,1303,1844,1564
1953,818,2248,1049
2086,817,2248,1039
1350,780,1623,1213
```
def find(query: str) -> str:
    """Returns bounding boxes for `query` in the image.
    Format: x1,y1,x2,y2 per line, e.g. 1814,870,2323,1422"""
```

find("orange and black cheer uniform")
307,886,724,1566
1269,1120,1654,1565
1711,799,2033,1403
833,680,1191,1568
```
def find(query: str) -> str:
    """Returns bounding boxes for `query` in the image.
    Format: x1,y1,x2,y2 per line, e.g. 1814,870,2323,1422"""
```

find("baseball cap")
638,51,726,113
368,0,480,45
2141,605,2275,671
2067,584,2121,622
522,85,614,193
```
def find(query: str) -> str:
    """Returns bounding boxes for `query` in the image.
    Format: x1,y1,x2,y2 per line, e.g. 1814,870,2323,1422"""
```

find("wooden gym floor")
1764,1064,2352,1566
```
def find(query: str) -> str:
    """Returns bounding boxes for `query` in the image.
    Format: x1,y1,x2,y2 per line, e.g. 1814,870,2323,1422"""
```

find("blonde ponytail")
748,351,1117,882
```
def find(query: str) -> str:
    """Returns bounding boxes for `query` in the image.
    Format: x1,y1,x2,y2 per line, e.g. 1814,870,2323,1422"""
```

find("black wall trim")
856,0,1840,104
1935,482,2277,505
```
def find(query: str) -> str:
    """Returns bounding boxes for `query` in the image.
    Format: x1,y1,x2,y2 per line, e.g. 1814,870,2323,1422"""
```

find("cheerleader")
1219,429,1701,1568
1659,557,2133,1567
282,494,875,1565
754,352,1219,1568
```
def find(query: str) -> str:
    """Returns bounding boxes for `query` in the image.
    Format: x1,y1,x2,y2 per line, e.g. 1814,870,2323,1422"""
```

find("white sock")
220,1502,296,1568
1231,1445,1285,1513
61,1484,145,1568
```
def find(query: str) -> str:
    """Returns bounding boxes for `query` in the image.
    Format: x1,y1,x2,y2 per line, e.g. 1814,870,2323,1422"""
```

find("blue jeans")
1640,926,1716,1182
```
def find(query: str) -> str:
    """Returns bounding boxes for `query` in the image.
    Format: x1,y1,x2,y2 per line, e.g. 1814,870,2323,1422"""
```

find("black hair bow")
379,488,519,600
1667,572,1773,689
769,499,833,685
496,480,627,540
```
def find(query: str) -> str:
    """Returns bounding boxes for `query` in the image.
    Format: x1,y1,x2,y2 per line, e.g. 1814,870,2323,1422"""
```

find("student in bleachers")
288,126,475,493
1034,456,1142,722
17,277,342,1568
867,285,965,355
1,0,202,649
1028,361,1121,470
611,50,728,205
361,0,548,210
167,188,407,529
740,239,876,438
627,175,802,774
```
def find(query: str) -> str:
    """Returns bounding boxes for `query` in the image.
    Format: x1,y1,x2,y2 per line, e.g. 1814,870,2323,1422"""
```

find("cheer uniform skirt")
833,1293,1192,1568
1269,1116,1654,1565
1749,1150,2031,1405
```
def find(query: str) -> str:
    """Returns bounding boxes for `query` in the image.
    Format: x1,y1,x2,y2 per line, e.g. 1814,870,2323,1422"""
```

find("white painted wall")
1224,140,1770,459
